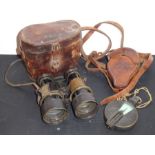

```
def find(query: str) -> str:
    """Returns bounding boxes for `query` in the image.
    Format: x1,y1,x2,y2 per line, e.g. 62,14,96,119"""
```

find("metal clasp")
51,42,61,52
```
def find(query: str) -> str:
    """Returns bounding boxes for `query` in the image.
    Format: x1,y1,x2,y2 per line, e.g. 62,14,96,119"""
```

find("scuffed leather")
107,48,140,89
17,20,82,79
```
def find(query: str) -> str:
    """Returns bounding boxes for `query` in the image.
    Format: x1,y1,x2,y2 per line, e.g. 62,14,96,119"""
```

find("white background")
0,0,154,155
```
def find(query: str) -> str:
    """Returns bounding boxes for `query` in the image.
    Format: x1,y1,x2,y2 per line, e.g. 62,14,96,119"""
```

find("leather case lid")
19,20,81,46
17,20,82,55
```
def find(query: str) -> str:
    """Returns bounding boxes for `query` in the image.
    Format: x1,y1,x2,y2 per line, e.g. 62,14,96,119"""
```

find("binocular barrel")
37,75,68,125
41,95,68,125
67,69,98,119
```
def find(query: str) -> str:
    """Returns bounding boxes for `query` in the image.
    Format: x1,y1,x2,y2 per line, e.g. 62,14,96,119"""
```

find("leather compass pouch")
107,47,140,90
81,21,153,105
17,20,82,79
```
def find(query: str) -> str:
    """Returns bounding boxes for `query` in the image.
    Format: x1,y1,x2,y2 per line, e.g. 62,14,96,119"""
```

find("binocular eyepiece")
37,69,98,125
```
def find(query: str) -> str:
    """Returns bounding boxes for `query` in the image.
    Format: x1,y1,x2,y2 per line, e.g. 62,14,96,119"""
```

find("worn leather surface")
0,55,155,135
17,20,82,78
107,48,140,89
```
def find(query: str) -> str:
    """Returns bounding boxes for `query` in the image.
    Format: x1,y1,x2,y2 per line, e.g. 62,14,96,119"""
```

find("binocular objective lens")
72,89,98,119
41,96,68,125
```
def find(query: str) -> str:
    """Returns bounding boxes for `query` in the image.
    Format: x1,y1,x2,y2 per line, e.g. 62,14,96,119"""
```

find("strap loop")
5,59,40,90
81,26,112,61
81,26,112,71
83,21,124,48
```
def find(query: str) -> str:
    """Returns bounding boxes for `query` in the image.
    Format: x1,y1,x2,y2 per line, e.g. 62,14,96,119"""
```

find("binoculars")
37,68,98,125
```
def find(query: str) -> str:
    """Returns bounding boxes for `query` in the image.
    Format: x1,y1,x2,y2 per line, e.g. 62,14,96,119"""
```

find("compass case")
17,20,82,79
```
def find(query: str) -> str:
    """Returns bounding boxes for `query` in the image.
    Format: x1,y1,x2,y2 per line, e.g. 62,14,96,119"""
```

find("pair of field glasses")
37,68,98,125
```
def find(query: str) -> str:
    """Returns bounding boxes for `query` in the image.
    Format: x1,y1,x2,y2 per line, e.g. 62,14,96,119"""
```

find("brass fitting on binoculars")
69,77,92,100
66,69,98,119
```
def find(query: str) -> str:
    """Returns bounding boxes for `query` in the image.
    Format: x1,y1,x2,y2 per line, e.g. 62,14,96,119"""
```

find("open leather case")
81,21,153,105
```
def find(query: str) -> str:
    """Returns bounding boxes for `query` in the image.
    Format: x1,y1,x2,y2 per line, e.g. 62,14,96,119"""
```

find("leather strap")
82,21,124,72
81,26,112,62
87,54,121,93
81,21,126,92
83,21,124,48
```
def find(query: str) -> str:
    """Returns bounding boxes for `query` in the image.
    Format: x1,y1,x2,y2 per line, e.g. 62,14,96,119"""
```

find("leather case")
17,20,82,79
